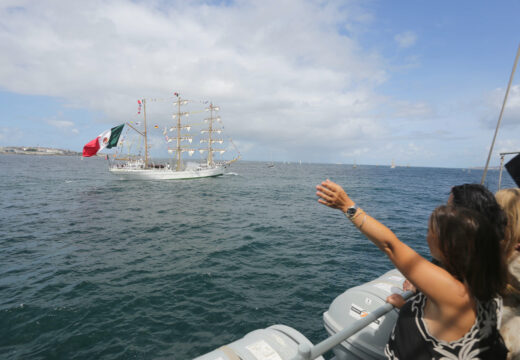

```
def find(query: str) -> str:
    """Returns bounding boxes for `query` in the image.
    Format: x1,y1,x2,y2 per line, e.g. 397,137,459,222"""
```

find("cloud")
394,31,417,48
497,138,520,155
0,127,9,141
47,120,74,128
0,126,23,144
0,1,485,167
340,146,371,158
481,84,520,129
0,0,395,161
391,100,434,119
47,119,79,135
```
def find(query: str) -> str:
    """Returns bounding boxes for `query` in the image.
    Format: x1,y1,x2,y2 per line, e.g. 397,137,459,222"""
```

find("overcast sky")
0,0,519,167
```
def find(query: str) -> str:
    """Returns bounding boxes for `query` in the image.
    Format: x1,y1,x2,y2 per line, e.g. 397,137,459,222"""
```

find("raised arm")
316,179,468,306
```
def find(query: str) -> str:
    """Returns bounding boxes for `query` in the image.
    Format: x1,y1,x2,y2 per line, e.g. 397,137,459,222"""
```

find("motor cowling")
194,324,325,360
323,269,405,360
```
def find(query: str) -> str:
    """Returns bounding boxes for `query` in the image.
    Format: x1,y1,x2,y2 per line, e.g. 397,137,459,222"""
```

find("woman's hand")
316,179,355,212
386,293,406,309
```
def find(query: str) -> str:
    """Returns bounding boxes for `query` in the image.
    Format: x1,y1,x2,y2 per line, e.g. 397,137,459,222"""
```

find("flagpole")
498,154,505,191
481,43,520,185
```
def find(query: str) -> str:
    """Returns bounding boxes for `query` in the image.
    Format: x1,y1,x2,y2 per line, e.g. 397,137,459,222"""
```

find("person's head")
449,183,507,242
429,205,506,301
495,188,520,261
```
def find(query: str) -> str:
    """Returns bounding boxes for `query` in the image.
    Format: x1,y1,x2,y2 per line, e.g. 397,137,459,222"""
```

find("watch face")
347,207,356,216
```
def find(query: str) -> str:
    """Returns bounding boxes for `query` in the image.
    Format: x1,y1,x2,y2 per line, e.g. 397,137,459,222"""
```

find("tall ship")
109,93,239,180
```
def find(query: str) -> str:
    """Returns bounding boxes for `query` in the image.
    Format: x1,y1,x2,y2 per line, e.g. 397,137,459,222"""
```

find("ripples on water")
0,155,514,359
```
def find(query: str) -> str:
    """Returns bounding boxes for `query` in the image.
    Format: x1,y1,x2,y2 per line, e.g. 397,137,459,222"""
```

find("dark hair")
450,183,507,241
430,205,506,301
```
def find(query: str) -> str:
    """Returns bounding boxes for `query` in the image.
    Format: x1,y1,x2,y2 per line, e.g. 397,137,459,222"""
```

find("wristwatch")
345,204,358,219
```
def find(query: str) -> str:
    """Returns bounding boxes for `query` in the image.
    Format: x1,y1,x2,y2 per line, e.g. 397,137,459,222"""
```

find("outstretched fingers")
316,179,352,212
316,185,334,199
316,183,339,204
317,198,330,206
318,183,335,195
316,189,332,205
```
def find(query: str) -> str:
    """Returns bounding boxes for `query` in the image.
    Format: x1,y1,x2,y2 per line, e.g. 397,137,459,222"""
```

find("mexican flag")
82,124,125,157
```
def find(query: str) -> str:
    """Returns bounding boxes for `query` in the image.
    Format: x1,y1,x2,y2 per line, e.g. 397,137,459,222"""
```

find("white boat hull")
109,165,225,180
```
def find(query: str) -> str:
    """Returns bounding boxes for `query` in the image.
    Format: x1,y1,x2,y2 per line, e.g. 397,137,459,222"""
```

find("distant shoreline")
0,148,504,169
0,146,82,156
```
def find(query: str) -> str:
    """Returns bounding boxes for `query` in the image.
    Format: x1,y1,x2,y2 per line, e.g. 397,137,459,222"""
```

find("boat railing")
497,151,520,190
291,290,414,360
110,159,146,170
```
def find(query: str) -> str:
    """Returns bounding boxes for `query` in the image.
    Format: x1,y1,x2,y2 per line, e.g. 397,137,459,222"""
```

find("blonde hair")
496,188,520,261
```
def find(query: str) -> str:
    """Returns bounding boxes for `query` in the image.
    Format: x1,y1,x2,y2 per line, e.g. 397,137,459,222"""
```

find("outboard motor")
323,269,405,360
194,324,325,360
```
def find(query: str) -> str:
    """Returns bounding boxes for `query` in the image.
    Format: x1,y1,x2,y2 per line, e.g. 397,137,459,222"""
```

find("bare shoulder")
412,261,471,309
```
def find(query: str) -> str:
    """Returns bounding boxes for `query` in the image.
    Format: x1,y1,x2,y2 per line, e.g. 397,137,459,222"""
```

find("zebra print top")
384,292,508,359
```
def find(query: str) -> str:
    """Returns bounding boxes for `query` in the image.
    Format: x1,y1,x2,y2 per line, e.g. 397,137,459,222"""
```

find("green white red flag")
82,124,124,157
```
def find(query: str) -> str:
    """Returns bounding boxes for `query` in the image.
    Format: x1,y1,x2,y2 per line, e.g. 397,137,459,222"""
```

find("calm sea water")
0,155,515,359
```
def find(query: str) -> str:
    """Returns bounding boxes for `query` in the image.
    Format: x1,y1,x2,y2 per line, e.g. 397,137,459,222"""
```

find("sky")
0,0,519,168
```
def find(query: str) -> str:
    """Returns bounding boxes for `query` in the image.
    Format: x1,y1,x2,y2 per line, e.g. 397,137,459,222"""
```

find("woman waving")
316,179,508,359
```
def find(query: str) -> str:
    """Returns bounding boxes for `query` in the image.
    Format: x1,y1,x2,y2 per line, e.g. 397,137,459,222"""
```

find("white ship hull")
109,165,225,180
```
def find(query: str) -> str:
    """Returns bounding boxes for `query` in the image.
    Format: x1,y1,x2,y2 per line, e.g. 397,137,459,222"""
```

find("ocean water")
0,155,515,359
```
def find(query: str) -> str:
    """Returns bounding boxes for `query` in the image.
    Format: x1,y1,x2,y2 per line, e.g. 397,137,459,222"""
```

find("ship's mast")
169,94,194,171
207,103,214,166
143,98,149,168
202,103,224,166
176,97,182,171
